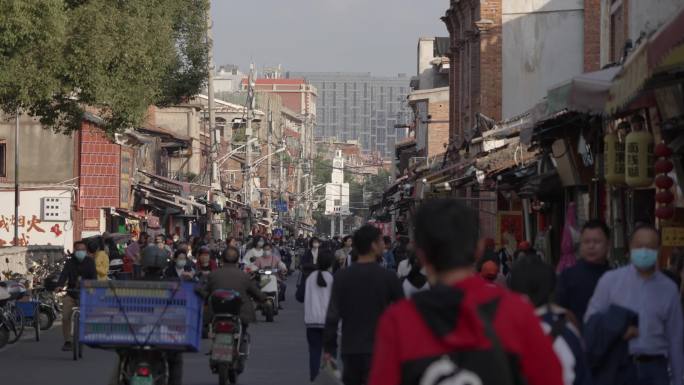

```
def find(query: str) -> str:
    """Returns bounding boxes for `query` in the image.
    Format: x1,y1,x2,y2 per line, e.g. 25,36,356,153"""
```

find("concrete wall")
630,0,683,41
418,38,437,90
0,114,75,184
0,247,28,275
409,88,449,159
502,0,585,119
154,107,201,176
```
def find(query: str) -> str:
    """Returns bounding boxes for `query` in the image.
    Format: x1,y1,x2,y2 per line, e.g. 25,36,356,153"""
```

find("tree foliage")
0,0,209,134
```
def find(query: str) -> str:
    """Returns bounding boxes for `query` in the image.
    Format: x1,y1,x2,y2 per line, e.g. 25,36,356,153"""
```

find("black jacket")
57,256,97,299
584,304,638,385
205,265,267,324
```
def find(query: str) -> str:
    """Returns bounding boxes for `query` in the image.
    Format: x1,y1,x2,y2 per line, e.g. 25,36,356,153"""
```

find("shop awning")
548,66,622,115
607,7,684,113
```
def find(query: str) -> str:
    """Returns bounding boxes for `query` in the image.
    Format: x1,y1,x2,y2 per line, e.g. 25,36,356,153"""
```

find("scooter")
209,289,248,385
256,269,279,322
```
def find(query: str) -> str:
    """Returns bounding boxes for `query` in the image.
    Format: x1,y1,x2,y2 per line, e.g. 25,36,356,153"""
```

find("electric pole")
244,64,256,237
266,103,273,233
206,5,222,240
14,109,19,245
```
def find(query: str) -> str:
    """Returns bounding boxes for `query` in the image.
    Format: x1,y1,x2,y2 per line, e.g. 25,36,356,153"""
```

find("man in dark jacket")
56,240,96,351
206,246,266,325
323,225,403,385
556,220,611,327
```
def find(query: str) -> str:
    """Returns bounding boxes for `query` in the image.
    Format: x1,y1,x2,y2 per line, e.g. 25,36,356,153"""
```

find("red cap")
517,241,531,251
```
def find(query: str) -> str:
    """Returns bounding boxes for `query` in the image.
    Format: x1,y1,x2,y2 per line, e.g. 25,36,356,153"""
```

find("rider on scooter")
253,243,288,305
205,247,266,350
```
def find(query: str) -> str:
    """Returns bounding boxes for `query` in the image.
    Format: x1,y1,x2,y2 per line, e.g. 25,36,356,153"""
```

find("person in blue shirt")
382,236,396,271
585,224,684,385
556,220,612,327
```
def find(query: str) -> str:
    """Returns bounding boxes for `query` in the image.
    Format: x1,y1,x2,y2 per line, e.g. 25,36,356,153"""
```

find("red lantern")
655,143,673,157
656,190,675,204
655,175,674,189
656,205,675,219
655,159,674,174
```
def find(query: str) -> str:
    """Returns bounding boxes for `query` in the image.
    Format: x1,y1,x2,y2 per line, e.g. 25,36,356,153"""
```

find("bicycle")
0,301,25,344
71,306,83,361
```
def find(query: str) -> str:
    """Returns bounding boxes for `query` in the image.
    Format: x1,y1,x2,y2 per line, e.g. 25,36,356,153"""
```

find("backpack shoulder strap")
477,298,518,385
548,313,567,341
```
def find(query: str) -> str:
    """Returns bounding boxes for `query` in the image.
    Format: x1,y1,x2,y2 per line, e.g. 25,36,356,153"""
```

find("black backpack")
406,295,527,385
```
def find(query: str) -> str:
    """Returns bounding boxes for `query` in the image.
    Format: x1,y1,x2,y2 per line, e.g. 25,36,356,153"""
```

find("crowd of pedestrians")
295,198,684,385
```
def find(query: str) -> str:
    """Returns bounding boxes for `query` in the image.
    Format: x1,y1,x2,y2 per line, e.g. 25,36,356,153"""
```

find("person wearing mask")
556,220,612,327
381,236,396,271
585,225,684,385
509,253,592,385
196,246,218,277
165,250,195,281
334,236,353,271
154,234,172,258
368,199,563,385
244,236,265,264
254,243,287,271
304,250,335,381
56,240,97,351
323,225,403,385
126,232,149,278
301,237,321,269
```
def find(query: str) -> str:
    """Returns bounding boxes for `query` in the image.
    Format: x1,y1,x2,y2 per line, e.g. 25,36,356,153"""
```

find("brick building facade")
75,118,121,238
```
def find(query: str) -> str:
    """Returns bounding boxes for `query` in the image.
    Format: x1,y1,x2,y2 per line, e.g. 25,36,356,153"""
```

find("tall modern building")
287,72,411,158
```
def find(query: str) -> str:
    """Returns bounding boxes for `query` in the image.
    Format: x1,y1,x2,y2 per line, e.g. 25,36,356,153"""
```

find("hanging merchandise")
604,125,626,185
624,115,655,188
654,142,675,220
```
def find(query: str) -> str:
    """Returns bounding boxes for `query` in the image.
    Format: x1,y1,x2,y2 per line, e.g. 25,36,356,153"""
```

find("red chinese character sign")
0,189,74,250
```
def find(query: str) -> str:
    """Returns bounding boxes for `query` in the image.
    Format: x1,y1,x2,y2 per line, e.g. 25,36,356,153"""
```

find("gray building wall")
0,114,75,184
287,72,411,158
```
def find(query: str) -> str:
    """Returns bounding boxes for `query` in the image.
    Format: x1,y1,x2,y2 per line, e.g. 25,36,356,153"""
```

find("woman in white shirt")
304,250,334,382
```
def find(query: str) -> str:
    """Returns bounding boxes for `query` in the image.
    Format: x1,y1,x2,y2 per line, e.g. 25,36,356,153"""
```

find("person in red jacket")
368,199,563,385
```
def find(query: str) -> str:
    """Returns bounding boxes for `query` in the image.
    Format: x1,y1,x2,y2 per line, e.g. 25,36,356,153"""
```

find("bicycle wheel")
8,305,24,344
72,311,79,361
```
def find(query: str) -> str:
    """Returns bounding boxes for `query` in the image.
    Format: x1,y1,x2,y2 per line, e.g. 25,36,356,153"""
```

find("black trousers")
306,328,324,381
341,354,372,385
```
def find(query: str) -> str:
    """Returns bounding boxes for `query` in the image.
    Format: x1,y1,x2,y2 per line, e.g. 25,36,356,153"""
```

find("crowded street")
0,276,309,385
3,1,684,385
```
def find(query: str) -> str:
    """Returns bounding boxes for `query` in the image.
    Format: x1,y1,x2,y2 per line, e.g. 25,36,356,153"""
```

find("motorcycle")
113,348,179,385
209,289,248,385
254,268,279,322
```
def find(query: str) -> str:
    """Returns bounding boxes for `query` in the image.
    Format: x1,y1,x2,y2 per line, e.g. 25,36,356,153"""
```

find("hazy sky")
210,0,449,76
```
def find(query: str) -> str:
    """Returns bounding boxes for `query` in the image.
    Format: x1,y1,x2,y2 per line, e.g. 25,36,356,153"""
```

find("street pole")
266,104,272,234
244,64,256,237
14,109,19,245
206,5,221,240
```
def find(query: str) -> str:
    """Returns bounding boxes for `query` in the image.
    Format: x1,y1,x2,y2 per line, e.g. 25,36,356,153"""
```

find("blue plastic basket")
15,301,39,319
79,280,203,352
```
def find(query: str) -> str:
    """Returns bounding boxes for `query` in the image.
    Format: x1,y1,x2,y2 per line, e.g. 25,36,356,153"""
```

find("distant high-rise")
287,72,411,158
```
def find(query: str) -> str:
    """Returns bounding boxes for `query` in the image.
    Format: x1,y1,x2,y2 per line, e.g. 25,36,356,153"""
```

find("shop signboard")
662,227,684,246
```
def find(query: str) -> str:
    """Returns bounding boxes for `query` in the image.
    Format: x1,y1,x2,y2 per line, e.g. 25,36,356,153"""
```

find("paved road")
0,277,310,385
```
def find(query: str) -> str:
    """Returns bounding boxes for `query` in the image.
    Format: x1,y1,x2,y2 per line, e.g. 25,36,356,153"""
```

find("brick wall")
427,101,450,159
584,0,602,71
478,0,503,123
78,121,121,234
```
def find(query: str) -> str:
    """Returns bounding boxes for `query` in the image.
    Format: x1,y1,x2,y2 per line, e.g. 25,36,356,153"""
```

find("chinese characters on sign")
662,227,684,247
0,214,47,246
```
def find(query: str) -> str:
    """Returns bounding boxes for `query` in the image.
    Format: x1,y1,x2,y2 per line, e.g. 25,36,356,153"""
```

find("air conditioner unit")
408,157,427,169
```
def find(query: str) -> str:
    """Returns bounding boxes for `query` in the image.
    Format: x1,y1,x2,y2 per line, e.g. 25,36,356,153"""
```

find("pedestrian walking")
508,252,592,385
381,236,396,271
324,225,403,385
334,235,353,271
368,199,562,385
584,224,683,385
400,253,429,297
556,220,612,327
305,250,335,382
126,232,149,278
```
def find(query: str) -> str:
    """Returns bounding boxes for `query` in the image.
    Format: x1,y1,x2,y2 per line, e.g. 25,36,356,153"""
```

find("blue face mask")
631,248,658,270
74,250,87,261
